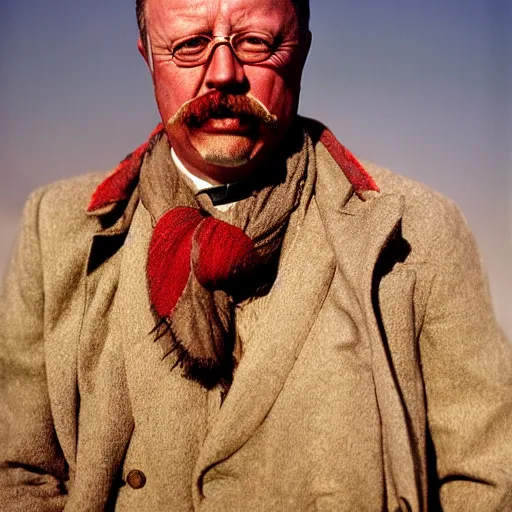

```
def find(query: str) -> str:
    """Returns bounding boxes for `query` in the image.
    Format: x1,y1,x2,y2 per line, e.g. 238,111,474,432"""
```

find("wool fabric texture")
139,125,310,391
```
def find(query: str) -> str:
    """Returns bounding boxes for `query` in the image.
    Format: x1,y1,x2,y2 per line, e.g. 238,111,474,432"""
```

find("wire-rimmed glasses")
166,32,290,67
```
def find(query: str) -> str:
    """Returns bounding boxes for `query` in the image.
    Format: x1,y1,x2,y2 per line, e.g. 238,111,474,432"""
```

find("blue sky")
0,0,510,333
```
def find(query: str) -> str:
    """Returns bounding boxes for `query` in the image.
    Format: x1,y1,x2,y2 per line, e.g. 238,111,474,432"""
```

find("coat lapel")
379,266,428,511
193,200,336,500
351,201,426,511
314,142,423,510
45,191,138,472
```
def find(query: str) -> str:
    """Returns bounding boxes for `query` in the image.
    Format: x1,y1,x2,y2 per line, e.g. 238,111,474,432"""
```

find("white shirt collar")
170,148,236,211
171,148,213,191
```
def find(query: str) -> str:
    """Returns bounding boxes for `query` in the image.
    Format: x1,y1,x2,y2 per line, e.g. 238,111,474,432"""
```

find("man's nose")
204,44,246,92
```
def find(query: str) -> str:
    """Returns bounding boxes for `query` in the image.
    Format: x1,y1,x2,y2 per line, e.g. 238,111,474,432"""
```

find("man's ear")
138,37,148,63
138,36,154,73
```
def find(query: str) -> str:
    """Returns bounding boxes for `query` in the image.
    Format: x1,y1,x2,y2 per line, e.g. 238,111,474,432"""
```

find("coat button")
126,469,146,489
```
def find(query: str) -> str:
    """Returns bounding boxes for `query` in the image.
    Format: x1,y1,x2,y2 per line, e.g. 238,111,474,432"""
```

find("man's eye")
236,35,273,53
173,37,210,56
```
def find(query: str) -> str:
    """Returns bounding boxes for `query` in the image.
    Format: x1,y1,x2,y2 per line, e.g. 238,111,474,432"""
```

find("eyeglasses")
166,32,293,68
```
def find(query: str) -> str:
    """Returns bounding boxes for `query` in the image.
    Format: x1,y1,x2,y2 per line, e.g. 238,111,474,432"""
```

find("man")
1,0,511,510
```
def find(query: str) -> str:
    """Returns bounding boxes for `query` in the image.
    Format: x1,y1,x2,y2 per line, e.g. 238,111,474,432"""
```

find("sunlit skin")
139,0,311,184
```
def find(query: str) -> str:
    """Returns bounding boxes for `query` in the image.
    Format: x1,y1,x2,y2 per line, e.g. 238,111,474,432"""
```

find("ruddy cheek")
153,67,202,121
245,68,291,115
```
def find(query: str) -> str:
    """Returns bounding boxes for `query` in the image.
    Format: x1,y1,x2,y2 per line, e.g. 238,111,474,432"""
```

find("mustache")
167,91,278,128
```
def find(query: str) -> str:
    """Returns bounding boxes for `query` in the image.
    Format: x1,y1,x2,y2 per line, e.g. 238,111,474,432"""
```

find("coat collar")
87,123,165,214
85,117,379,220
83,117,380,273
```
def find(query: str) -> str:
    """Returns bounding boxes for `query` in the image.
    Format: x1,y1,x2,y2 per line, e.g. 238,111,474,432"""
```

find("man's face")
141,0,311,183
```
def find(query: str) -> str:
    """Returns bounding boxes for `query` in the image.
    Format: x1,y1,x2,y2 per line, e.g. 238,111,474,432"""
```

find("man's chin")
193,133,259,169
201,152,250,168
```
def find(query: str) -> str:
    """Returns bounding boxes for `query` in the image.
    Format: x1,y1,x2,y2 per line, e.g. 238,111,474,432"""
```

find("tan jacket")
1,126,511,512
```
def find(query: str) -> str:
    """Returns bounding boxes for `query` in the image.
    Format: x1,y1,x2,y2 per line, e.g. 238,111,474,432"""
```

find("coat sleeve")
420,200,512,511
0,188,68,511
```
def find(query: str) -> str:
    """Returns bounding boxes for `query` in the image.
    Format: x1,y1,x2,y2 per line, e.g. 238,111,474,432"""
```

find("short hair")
136,0,310,49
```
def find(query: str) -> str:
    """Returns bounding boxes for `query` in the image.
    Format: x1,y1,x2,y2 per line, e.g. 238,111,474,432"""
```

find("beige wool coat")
1,123,512,512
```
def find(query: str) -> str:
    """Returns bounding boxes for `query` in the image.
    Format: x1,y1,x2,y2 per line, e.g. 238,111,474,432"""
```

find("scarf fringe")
152,316,235,393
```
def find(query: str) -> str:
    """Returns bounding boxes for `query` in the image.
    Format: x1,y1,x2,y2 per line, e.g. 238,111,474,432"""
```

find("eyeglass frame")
146,31,299,72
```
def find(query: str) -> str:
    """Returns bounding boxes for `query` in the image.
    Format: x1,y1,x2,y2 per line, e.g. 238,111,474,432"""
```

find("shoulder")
19,171,112,261
363,162,470,256
21,171,111,236
33,171,109,219
365,162,460,218
5,172,113,307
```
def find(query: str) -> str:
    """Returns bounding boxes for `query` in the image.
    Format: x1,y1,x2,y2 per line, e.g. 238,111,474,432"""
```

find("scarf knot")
193,216,257,291
148,206,257,319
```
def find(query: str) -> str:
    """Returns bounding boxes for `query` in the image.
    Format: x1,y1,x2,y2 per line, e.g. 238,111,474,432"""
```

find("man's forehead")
145,0,298,32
